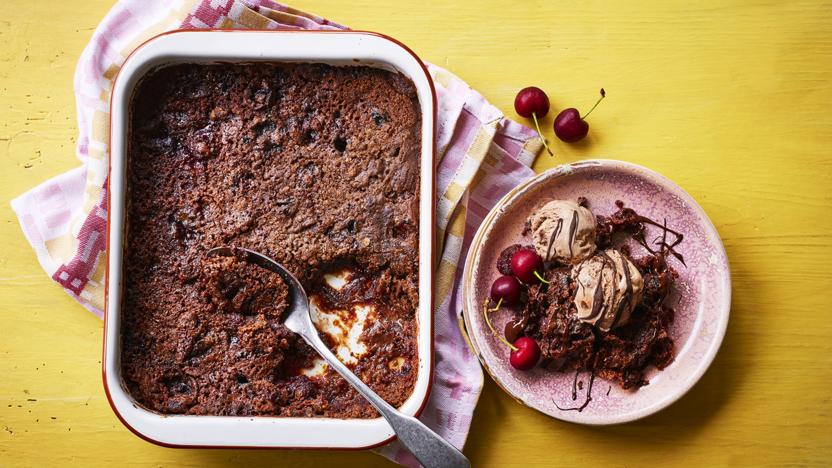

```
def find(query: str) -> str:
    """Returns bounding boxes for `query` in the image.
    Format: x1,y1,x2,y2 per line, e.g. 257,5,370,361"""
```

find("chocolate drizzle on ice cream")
545,218,564,262
528,200,596,265
567,210,579,258
573,249,644,332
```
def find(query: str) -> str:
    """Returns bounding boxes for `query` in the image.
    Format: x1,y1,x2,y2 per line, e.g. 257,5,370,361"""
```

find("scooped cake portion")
122,63,421,418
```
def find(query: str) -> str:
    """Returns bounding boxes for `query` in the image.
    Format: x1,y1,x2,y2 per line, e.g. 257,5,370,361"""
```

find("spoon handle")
298,330,470,468
208,247,468,467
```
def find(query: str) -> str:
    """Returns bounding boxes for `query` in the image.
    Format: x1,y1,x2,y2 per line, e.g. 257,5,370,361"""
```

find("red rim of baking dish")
103,28,438,451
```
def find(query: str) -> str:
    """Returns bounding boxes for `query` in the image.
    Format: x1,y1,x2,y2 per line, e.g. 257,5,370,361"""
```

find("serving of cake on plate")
483,197,685,410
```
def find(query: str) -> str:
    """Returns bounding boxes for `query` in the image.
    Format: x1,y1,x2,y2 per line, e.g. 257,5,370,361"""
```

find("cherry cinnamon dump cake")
485,198,683,409
122,63,421,417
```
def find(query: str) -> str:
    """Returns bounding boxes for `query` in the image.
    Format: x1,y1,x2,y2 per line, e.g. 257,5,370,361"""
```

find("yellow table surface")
2,1,830,466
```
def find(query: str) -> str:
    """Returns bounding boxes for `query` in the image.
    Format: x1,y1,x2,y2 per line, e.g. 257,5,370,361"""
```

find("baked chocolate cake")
122,63,421,417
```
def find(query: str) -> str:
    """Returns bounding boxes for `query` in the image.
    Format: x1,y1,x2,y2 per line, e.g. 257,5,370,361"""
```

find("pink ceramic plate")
462,159,730,425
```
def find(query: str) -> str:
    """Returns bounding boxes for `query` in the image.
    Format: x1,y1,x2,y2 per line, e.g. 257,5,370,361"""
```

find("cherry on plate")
510,249,547,284
554,88,606,143
509,337,541,370
490,275,522,306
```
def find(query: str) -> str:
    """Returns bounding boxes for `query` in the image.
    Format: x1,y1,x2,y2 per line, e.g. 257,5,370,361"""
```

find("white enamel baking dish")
104,30,436,449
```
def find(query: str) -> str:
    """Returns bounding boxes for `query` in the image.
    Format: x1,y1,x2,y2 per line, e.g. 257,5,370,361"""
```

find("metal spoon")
208,247,470,468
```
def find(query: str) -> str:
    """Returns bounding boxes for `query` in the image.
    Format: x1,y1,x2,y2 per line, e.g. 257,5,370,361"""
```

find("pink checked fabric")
10,1,541,465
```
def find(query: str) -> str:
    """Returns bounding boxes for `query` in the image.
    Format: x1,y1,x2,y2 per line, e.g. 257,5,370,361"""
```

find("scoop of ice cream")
572,249,644,331
528,200,596,265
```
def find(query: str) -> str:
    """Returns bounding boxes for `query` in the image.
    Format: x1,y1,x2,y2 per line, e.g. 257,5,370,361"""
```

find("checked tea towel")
11,1,542,465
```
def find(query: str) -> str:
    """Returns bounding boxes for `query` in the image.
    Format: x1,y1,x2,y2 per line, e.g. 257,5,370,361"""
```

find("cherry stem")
581,89,606,120
532,112,554,156
533,270,550,284
482,298,518,351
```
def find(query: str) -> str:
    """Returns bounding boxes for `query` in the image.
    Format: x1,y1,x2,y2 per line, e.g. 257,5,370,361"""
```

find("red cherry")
514,87,554,156
554,88,605,143
490,275,522,306
510,249,545,284
553,108,588,142
514,87,550,118
509,337,541,370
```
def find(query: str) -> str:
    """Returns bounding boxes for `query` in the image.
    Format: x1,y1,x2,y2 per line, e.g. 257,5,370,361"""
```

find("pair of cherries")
514,87,606,155
486,249,546,370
